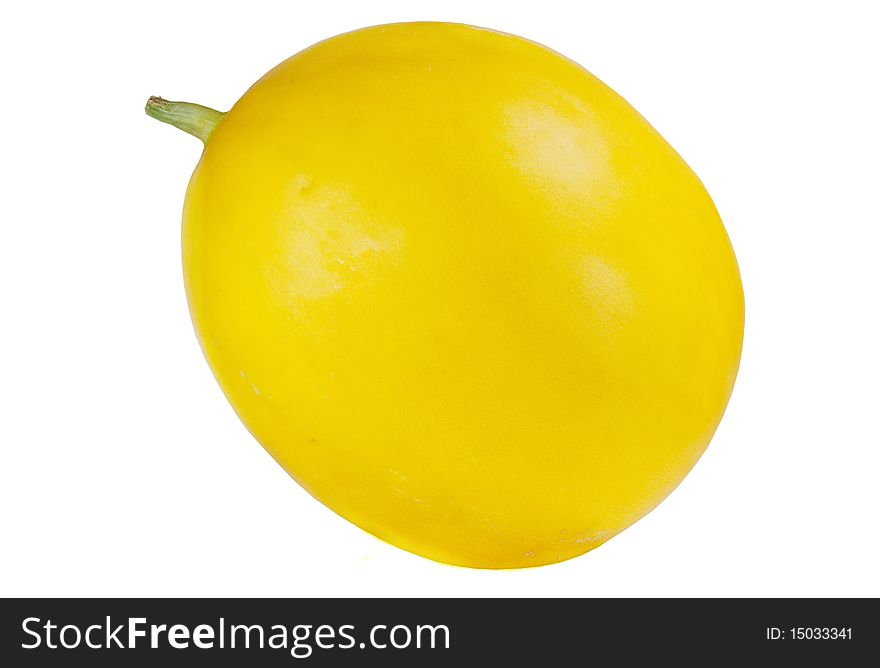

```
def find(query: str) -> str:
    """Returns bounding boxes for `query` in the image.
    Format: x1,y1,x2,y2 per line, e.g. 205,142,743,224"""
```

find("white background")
1,1,878,597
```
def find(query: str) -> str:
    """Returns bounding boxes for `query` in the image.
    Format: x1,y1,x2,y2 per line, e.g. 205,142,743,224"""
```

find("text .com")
22,617,450,659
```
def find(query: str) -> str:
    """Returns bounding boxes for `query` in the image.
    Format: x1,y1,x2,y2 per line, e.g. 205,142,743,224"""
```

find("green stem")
144,96,225,143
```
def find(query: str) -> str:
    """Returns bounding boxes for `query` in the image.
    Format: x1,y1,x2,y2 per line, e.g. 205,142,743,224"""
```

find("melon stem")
144,96,225,144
